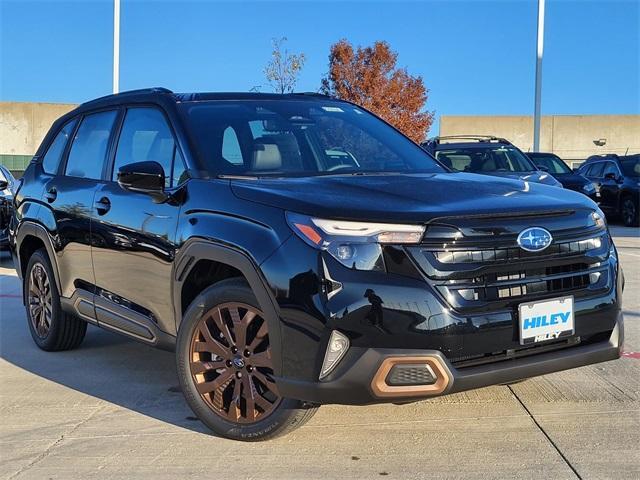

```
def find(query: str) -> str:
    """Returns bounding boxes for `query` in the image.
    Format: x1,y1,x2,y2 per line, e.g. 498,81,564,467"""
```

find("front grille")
0,197,11,231
407,218,611,314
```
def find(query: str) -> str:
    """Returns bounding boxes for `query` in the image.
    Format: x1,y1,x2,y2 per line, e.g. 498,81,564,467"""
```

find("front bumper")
276,311,623,405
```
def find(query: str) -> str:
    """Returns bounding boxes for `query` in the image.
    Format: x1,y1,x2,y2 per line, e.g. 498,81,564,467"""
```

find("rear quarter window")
42,119,77,174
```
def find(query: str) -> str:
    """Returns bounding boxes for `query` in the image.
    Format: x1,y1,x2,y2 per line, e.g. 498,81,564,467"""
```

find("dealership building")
1,101,639,176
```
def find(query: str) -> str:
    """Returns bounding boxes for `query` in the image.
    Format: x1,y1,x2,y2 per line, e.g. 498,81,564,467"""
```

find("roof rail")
293,91,334,98
80,87,173,106
427,135,512,145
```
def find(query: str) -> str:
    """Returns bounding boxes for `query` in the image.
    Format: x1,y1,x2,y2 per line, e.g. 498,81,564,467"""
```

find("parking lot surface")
1,225,638,480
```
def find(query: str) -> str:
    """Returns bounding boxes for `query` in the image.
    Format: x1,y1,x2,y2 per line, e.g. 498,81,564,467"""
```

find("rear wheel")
621,196,639,227
176,278,317,441
24,249,86,351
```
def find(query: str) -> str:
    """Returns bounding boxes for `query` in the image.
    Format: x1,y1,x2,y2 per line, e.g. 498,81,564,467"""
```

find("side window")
42,119,77,174
588,162,605,178
66,111,118,179
602,162,618,177
222,126,244,165
113,108,176,187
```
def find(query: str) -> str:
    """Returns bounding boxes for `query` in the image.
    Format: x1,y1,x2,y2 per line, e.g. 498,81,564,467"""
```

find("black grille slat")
410,229,610,314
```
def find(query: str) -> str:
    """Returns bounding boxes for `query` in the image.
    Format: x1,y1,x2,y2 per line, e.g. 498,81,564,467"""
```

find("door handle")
94,196,111,215
44,187,57,203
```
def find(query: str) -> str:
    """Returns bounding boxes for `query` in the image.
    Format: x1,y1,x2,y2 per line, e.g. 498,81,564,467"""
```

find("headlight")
583,183,596,193
592,210,606,229
286,212,425,271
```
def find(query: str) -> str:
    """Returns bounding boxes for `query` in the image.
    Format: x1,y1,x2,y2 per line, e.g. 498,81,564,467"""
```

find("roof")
79,87,335,110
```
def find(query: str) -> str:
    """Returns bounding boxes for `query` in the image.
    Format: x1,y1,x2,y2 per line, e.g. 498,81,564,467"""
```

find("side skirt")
60,289,176,351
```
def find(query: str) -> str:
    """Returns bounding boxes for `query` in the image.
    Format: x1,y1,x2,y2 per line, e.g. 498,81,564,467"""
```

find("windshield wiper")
218,174,259,180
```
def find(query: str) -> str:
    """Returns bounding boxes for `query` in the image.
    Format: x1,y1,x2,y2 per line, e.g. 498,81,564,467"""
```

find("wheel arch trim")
15,220,62,303
172,239,283,376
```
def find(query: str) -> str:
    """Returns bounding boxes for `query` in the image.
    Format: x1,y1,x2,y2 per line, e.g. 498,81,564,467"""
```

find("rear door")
43,110,119,297
90,106,186,332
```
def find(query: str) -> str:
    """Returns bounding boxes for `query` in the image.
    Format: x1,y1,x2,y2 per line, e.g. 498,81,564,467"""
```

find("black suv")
0,164,17,248
526,152,597,201
422,136,563,188
10,89,623,441
577,154,640,227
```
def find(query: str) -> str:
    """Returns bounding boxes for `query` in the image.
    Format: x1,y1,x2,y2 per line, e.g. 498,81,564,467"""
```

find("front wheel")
176,278,317,441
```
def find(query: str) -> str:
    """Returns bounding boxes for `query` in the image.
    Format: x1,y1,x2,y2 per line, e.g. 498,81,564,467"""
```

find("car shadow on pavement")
0,252,210,435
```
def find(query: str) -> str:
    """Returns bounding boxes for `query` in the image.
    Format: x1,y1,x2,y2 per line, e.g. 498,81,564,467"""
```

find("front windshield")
434,145,537,173
179,100,444,177
529,154,571,174
620,155,640,177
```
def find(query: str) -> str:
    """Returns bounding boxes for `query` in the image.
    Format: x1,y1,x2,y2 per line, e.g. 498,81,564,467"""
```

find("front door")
90,106,187,333
599,162,622,213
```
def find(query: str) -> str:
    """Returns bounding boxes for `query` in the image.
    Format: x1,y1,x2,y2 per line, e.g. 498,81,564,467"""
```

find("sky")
1,0,638,134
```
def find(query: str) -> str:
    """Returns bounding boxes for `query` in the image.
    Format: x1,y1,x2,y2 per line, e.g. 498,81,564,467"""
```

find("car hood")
230,172,595,223
551,172,591,187
477,170,560,186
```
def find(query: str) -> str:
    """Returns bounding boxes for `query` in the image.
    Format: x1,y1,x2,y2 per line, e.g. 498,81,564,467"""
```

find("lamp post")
113,0,120,94
533,0,545,152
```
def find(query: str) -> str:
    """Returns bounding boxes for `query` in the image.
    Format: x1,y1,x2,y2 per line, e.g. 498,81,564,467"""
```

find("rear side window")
66,110,118,179
42,119,77,174
112,107,184,187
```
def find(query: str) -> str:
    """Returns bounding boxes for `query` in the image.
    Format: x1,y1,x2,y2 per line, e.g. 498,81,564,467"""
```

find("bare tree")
264,37,306,94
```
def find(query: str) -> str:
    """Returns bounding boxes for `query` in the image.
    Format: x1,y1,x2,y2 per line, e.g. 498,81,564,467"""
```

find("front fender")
172,239,285,376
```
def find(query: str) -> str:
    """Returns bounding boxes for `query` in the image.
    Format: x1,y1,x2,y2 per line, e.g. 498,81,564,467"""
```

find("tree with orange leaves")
321,40,433,143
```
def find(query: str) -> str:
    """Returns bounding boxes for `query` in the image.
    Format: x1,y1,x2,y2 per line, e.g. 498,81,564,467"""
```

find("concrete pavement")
1,225,638,479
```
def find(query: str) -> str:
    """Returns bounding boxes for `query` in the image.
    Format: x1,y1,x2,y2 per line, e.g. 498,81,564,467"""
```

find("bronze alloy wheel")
28,262,53,338
189,302,281,424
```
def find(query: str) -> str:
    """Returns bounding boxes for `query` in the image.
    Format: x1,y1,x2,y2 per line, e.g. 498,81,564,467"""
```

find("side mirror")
117,161,166,201
0,179,8,191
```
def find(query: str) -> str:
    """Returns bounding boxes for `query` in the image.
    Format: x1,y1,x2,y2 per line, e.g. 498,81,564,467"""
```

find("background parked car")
578,153,640,227
527,152,597,200
0,164,17,248
422,136,563,188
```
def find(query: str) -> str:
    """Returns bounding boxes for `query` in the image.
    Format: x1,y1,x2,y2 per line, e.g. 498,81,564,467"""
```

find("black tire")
24,249,87,351
621,195,639,227
176,278,318,441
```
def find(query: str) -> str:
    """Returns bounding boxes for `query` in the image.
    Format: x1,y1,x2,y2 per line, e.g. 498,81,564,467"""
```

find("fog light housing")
319,330,349,379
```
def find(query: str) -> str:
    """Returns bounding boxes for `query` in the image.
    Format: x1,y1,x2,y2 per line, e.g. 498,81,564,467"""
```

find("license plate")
518,296,574,345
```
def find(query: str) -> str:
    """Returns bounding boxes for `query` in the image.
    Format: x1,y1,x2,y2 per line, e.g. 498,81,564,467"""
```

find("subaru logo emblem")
232,357,245,369
517,227,553,252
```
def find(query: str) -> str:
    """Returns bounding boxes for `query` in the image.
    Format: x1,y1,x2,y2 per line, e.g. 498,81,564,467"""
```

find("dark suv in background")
527,152,597,200
578,154,640,227
0,164,17,248
421,136,563,188
10,89,623,441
